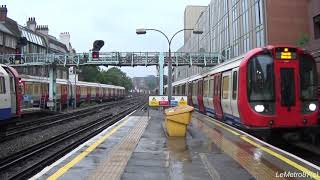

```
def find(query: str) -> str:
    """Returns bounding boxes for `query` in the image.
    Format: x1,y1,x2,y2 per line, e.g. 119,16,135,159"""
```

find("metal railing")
0,52,224,67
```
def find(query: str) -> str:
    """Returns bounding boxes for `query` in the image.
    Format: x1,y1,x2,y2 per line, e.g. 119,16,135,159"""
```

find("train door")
213,73,223,119
3,66,21,117
230,68,240,120
192,81,198,109
0,69,11,120
207,76,215,116
198,79,205,113
8,73,16,114
203,77,210,112
274,59,300,126
187,82,193,106
221,71,232,122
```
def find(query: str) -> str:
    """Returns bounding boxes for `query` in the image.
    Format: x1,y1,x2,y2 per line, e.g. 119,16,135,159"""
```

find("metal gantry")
0,52,224,67
0,52,224,111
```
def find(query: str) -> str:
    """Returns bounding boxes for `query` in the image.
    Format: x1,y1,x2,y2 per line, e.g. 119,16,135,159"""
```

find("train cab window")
300,54,317,100
247,54,274,101
0,76,5,94
232,71,238,100
222,76,230,99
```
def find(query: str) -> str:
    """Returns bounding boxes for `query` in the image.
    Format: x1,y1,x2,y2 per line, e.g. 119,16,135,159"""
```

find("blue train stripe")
0,108,11,120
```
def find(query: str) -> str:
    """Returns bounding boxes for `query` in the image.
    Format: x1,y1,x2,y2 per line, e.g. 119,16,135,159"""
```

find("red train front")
239,46,318,129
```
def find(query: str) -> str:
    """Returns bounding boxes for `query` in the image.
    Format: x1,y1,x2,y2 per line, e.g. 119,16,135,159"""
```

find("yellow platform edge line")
241,136,320,180
47,118,130,180
198,115,320,180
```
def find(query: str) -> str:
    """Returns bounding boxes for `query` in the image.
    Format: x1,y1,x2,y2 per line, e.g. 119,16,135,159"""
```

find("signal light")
92,51,99,59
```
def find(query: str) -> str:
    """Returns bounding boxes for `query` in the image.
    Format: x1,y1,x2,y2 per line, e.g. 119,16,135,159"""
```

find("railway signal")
92,40,104,60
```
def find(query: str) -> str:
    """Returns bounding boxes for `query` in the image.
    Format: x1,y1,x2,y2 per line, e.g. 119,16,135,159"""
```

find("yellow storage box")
164,105,194,137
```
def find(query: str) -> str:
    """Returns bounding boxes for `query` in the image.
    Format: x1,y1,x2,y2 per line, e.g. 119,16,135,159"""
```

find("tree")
79,66,133,91
297,33,310,47
98,67,133,91
79,66,100,82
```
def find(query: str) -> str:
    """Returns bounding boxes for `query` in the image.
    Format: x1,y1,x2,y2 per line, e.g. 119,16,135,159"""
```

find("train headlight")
308,103,316,111
254,105,265,113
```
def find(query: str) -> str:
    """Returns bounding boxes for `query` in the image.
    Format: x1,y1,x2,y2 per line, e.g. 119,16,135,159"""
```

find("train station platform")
32,108,320,180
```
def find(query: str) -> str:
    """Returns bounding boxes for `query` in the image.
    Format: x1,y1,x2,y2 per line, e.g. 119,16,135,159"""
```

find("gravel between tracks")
0,103,127,159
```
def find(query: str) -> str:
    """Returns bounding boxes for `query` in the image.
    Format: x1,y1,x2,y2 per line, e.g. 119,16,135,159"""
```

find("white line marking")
29,110,137,180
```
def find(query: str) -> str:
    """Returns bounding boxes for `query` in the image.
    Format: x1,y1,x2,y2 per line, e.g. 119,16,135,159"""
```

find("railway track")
0,97,139,142
0,98,145,180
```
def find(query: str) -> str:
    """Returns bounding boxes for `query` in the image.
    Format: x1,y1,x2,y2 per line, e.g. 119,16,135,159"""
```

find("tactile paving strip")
88,116,149,180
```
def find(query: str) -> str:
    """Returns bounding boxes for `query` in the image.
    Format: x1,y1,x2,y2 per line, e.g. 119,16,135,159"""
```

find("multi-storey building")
175,0,320,81
0,5,20,54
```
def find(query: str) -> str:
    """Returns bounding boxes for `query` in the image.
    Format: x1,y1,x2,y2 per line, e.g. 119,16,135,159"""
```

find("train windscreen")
247,54,275,102
300,54,317,100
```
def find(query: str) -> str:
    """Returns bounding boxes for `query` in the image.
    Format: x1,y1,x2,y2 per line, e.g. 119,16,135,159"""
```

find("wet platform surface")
33,109,320,180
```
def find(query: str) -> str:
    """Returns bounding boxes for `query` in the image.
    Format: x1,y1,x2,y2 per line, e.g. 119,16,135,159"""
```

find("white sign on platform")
148,96,169,107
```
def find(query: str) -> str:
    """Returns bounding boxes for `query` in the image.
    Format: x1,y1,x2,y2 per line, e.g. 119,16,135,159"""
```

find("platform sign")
171,96,188,106
148,96,169,107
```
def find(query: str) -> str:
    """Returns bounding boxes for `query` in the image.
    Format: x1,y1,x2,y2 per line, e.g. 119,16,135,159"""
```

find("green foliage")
296,33,310,47
79,66,100,82
80,66,133,91
97,67,133,91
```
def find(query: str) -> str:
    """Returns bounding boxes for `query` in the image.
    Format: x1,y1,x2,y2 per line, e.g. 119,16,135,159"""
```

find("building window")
255,0,263,27
314,14,320,39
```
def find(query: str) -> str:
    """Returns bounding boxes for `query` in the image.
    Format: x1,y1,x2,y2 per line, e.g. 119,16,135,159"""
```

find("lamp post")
136,28,203,104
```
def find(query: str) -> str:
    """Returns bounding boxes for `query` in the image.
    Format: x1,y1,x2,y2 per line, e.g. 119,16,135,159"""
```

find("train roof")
21,75,125,89
171,54,246,86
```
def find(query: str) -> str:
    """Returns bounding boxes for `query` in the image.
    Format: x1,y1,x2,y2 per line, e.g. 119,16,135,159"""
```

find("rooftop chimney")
0,5,8,22
27,17,37,31
36,25,49,35
59,32,71,50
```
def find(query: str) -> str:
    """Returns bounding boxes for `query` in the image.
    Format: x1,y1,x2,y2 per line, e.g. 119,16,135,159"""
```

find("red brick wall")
266,0,309,46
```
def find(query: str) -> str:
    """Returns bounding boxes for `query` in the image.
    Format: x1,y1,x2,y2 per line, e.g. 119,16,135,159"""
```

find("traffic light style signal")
92,51,99,59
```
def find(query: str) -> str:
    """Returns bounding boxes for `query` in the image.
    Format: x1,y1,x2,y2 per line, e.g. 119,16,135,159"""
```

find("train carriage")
172,45,318,133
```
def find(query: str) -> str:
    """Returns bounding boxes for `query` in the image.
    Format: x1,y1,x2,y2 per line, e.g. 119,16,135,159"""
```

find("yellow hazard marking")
149,97,159,106
47,118,129,180
200,116,320,180
178,97,187,106
241,136,320,180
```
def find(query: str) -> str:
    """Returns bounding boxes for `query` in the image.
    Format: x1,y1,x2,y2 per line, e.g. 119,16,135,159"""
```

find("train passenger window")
10,77,15,93
204,80,209,97
0,77,5,94
232,71,238,100
213,77,217,96
209,79,214,97
222,76,230,99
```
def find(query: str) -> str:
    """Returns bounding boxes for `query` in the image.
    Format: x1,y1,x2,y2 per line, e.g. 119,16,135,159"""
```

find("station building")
175,0,320,81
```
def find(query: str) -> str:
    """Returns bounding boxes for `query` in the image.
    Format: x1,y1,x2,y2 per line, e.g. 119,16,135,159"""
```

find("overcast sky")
2,0,210,77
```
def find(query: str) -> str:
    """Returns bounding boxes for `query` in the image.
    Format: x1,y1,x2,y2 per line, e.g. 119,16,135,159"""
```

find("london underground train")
170,45,318,133
0,64,126,120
